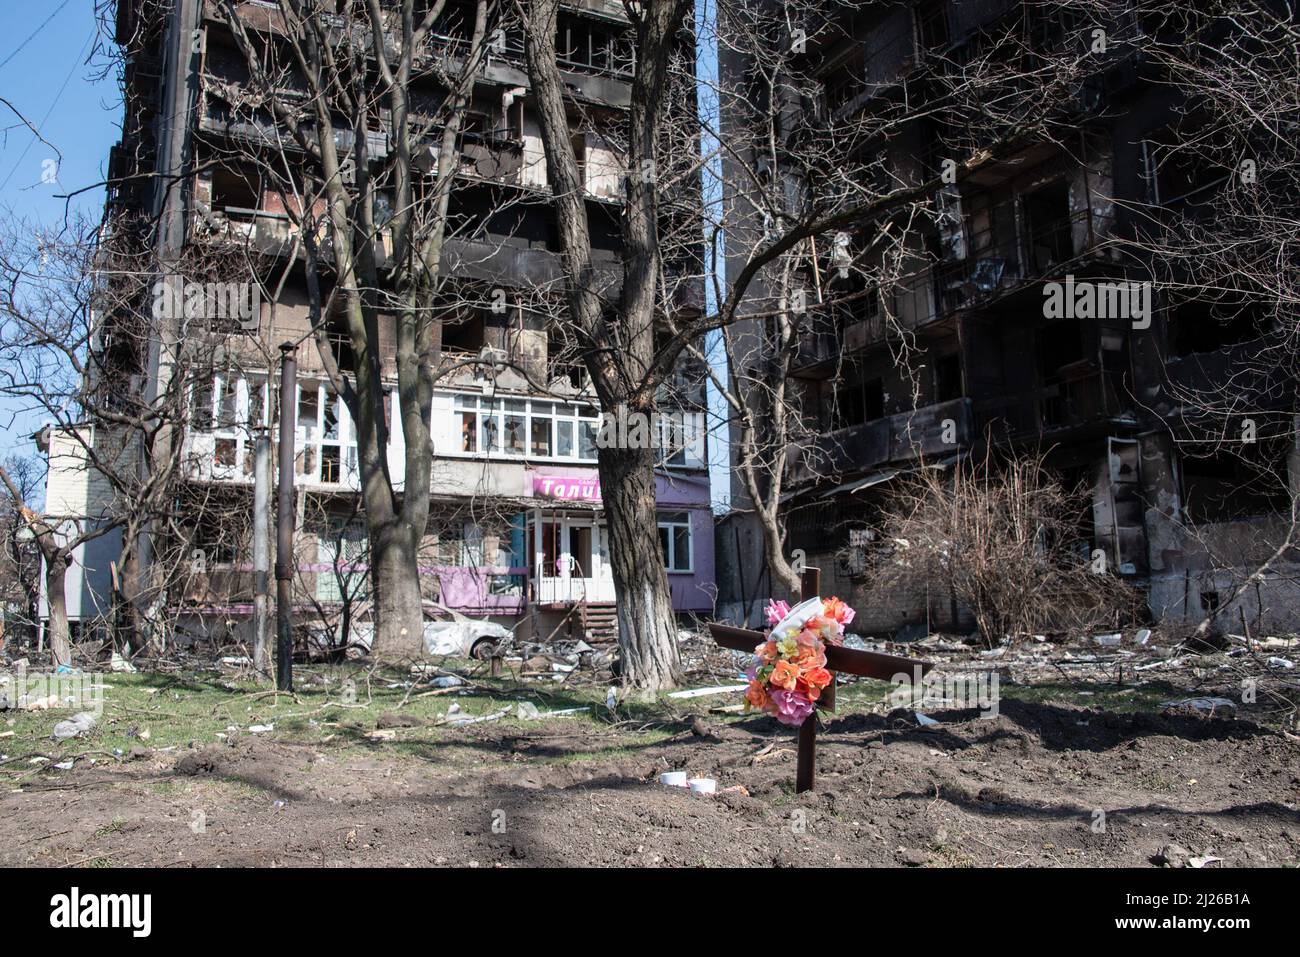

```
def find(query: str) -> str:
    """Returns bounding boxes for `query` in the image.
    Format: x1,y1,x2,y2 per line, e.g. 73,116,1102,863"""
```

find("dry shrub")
865,449,1141,644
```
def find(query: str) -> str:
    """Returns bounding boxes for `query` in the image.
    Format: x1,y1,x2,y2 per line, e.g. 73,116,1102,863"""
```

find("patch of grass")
930,841,976,867
2,663,684,779
1138,771,1178,793
95,817,126,838
998,682,1172,713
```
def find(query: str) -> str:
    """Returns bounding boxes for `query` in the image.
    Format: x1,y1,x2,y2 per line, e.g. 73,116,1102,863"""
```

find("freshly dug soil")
3,698,1297,867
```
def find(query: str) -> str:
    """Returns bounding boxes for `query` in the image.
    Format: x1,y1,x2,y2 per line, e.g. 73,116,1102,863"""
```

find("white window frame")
195,373,269,481
657,512,694,573
451,393,600,463
296,381,356,486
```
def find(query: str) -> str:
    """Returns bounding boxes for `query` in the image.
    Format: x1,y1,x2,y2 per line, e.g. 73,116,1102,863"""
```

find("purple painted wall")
655,471,715,612
434,566,527,614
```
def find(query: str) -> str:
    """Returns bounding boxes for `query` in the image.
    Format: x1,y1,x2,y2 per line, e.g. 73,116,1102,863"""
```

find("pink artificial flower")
764,598,792,626
769,688,816,726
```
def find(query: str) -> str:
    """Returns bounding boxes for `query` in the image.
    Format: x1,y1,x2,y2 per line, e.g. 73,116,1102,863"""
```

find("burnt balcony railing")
790,296,885,372
786,397,973,486
974,367,1130,440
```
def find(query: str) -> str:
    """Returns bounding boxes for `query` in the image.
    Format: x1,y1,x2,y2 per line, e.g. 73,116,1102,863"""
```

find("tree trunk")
759,510,801,599
44,553,72,668
368,524,426,660
599,445,681,691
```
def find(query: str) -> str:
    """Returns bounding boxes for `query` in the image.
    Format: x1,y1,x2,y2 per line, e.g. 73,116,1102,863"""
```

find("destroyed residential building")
50,0,713,651
716,0,1299,636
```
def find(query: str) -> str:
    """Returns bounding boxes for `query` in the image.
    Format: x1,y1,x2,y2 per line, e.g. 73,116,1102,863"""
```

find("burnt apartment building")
55,0,713,651
717,0,1299,635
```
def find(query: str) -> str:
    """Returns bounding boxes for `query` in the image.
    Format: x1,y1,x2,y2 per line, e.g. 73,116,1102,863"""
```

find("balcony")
786,397,973,487
790,297,886,374
974,366,1132,441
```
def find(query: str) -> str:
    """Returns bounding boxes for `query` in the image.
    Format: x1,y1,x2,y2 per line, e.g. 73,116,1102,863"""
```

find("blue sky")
0,0,121,457
0,0,118,223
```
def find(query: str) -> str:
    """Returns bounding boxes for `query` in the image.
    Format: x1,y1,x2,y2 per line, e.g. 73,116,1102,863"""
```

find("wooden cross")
709,568,934,793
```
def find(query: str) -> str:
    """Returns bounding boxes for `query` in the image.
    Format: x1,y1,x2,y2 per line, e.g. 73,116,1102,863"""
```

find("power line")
0,0,72,72
0,28,93,193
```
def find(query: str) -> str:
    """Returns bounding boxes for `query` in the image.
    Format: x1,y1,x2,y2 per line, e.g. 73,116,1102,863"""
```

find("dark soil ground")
2,662,1297,867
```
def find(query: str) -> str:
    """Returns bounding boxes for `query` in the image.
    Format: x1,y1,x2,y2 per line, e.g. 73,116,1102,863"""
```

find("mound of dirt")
3,698,1297,867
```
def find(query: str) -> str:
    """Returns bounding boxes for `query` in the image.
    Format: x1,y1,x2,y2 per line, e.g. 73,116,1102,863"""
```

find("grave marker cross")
708,568,934,793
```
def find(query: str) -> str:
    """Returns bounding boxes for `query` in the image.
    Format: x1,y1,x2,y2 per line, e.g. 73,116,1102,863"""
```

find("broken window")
1142,121,1231,211
1181,443,1291,523
432,520,465,567
834,376,885,428
441,304,486,355
547,325,588,389
556,14,633,76
822,48,866,114
1167,295,1268,357
456,394,478,452
1022,180,1073,273
915,0,950,54
935,351,963,403
210,165,261,219
191,512,239,566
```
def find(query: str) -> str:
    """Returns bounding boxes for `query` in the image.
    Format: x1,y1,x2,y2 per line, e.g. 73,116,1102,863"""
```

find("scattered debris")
659,770,688,787
514,701,541,720
666,684,748,699
110,652,137,673
1188,855,1223,869
915,712,940,727
248,724,274,734
687,777,717,795
1155,843,1192,868
51,712,97,740
1159,697,1237,714
443,707,510,726
1093,633,1122,647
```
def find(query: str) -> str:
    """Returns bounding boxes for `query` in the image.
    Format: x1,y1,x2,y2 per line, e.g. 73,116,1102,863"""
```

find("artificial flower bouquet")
743,596,855,726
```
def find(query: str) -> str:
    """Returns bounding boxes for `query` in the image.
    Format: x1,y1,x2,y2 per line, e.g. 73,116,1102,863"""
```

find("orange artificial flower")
793,639,827,671
822,597,856,627
745,679,770,711
769,659,799,690
803,666,832,690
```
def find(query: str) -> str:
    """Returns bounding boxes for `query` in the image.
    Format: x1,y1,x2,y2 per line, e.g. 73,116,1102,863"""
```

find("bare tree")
0,455,44,652
701,0,1159,608
0,214,194,665
862,446,1140,643
517,0,701,689
211,0,503,658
